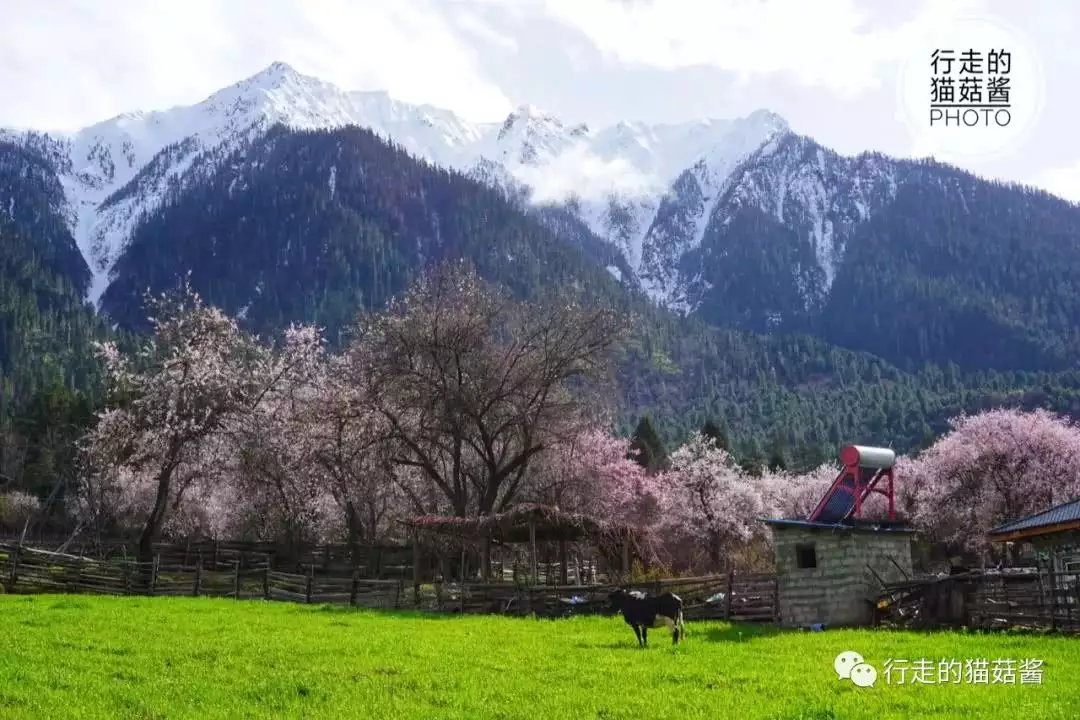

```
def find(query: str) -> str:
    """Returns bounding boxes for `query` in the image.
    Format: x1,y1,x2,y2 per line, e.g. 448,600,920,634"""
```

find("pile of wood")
875,568,1080,632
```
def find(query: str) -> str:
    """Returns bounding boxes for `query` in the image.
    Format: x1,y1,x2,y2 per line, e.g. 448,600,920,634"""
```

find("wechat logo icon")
835,651,877,688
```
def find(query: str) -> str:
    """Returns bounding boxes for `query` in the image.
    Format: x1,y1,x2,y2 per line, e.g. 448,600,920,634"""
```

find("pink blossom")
902,408,1080,554
653,432,771,567
0,491,40,529
524,426,659,526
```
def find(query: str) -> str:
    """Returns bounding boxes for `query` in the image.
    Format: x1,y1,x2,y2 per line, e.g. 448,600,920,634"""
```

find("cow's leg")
641,626,648,647
656,613,679,644
631,624,642,647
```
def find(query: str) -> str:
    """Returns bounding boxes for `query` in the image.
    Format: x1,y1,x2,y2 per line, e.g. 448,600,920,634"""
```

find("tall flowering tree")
78,284,283,560
0,490,40,533
349,262,627,518
304,352,408,545
657,432,771,569
525,426,660,527
902,408,1080,555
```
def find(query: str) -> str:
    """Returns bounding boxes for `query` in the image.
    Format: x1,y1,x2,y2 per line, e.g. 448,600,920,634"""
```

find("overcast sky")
3,0,1079,202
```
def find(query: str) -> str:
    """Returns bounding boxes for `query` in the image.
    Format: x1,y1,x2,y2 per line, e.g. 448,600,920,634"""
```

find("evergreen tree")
740,438,766,477
701,418,730,452
630,415,667,472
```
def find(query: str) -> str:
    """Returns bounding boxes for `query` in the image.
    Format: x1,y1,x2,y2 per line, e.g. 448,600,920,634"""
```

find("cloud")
1032,164,1080,205
0,0,515,130
512,143,660,202
523,0,986,99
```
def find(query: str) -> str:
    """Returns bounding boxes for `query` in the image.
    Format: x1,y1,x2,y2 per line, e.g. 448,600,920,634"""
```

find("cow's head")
608,589,628,612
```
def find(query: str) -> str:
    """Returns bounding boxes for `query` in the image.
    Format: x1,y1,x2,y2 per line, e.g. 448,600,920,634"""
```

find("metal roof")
759,518,915,534
989,498,1080,537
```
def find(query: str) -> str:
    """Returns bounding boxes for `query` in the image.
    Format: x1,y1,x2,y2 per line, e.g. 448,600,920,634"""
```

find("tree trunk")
138,465,174,566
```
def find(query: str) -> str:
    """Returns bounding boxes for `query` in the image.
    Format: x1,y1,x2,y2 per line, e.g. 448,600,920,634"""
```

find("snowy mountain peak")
2,63,792,307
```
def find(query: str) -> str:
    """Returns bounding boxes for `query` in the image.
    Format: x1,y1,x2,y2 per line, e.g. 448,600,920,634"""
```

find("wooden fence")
0,543,777,621
0,536,417,576
876,568,1080,632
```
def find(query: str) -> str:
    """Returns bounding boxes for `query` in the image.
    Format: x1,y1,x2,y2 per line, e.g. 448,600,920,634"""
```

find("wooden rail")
0,543,777,621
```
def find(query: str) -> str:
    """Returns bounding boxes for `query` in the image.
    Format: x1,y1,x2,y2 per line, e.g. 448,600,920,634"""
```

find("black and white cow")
609,589,686,647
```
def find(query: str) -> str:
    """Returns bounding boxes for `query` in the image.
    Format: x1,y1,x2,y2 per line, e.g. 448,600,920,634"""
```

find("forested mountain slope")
93,126,1080,457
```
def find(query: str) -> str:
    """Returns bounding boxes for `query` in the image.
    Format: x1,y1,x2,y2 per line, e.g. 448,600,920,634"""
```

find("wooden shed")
403,503,648,586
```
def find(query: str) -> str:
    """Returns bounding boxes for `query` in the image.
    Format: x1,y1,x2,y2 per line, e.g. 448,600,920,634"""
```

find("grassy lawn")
0,595,1078,719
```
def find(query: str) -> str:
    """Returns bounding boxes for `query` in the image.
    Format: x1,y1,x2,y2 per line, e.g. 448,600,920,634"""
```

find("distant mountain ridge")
5,61,1080,377
0,61,787,304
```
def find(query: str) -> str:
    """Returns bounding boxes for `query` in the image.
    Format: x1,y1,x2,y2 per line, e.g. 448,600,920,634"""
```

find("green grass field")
1,595,1078,719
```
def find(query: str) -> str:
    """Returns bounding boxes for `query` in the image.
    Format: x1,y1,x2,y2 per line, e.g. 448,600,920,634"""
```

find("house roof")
403,503,643,546
759,518,915,534
988,498,1080,541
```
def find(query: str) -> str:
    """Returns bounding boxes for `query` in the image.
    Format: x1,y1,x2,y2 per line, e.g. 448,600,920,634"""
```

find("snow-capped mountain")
0,61,787,304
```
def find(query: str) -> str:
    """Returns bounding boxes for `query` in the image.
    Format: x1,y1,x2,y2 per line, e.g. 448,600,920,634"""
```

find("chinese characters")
883,658,1043,685
929,48,1012,127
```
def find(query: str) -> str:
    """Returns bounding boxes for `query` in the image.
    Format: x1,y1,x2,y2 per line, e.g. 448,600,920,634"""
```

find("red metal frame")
807,446,897,522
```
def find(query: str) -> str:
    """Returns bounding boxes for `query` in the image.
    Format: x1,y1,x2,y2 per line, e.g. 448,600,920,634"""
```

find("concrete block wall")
772,526,914,628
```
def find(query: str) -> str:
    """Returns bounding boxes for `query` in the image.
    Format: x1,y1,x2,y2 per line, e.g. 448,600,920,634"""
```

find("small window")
795,543,817,569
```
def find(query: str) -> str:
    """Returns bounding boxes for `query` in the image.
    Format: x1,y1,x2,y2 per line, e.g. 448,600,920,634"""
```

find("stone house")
765,518,915,628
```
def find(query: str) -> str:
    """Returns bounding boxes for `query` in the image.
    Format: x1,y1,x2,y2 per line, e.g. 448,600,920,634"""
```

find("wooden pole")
262,565,270,600
350,569,359,607
772,574,780,625
150,555,159,596
460,546,467,613
193,557,203,596
724,572,733,620
529,521,538,584
1049,544,1059,630
482,534,491,582
7,545,20,591
412,531,421,607
305,565,314,604
233,560,241,599
558,539,568,586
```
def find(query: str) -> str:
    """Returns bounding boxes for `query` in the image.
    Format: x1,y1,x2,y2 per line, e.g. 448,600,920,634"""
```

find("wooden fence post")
724,572,733,620
482,535,491,582
412,532,421,608
7,545,20,591
262,565,270,600
529,521,538,584
305,565,314,604
233,560,241,600
395,578,403,610
1049,567,1059,631
350,570,359,607
193,557,203,596
150,555,159,596
73,559,83,594
772,574,780,625
123,561,131,594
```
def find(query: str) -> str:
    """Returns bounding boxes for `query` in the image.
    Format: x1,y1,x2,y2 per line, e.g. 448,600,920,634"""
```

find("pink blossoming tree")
902,408,1080,555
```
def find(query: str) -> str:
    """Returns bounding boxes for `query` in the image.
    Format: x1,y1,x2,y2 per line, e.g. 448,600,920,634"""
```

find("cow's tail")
677,609,686,640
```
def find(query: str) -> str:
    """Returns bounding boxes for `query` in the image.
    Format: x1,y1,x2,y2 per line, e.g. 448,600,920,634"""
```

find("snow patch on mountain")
670,134,904,313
